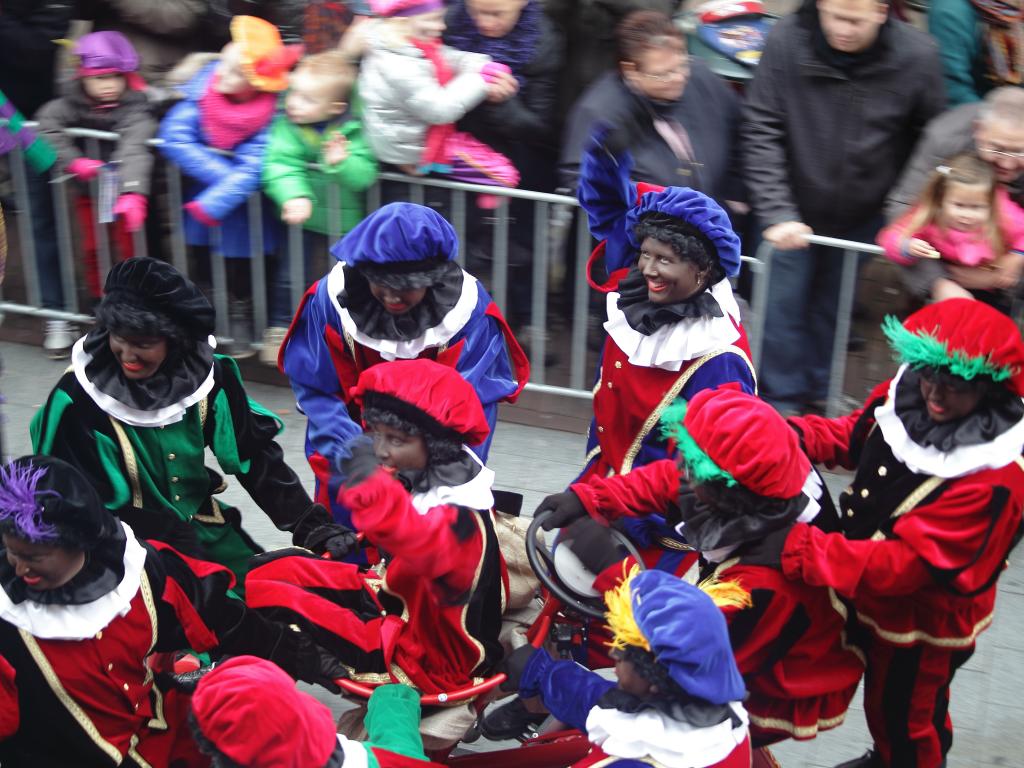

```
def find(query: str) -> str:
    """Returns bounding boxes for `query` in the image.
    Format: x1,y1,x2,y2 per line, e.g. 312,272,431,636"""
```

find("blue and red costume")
280,203,529,531
571,135,756,578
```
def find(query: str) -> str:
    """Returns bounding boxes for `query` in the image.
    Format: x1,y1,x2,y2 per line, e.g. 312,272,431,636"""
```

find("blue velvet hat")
630,570,746,705
625,187,741,278
329,203,460,289
578,131,742,278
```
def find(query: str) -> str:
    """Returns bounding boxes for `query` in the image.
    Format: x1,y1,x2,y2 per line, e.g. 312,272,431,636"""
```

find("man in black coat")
741,0,945,415
560,10,743,206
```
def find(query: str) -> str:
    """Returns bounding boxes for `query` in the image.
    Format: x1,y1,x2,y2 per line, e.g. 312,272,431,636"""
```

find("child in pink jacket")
878,152,1024,305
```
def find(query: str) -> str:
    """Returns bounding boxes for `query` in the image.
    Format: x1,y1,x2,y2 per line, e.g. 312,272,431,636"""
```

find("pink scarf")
411,38,456,170
199,74,277,151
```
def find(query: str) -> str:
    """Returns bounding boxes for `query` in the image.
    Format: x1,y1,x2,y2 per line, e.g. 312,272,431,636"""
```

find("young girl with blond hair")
879,152,1024,305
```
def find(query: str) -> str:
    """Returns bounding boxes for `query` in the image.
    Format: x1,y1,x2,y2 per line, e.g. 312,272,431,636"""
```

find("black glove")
339,434,381,488
565,518,626,575
290,503,359,559
498,644,539,693
289,632,349,694
739,524,794,569
537,490,587,530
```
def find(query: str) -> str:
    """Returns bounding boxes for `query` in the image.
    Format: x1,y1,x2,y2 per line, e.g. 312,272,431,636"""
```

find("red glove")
480,61,512,84
113,193,148,232
184,200,219,227
67,157,105,181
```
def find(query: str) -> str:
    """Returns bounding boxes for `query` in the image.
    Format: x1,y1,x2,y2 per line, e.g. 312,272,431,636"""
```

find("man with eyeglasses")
560,9,743,207
888,86,1024,220
741,0,944,417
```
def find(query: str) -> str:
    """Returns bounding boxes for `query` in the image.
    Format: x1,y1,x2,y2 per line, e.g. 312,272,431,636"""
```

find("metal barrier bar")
209,227,231,341
9,144,41,309
166,164,189,276
530,201,550,385
451,190,466,268
0,302,93,324
289,222,305,322
52,173,80,314
250,195,268,340
376,171,578,205
491,199,509,314
570,208,591,391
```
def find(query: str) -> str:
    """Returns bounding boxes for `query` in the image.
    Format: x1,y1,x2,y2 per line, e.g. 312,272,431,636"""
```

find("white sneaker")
43,320,76,360
259,327,288,367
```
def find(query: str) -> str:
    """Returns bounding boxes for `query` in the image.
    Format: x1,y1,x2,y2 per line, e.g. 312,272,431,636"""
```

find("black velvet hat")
98,257,215,342
0,455,120,551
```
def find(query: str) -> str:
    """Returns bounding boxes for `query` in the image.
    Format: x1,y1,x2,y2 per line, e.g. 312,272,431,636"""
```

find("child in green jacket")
262,50,379,362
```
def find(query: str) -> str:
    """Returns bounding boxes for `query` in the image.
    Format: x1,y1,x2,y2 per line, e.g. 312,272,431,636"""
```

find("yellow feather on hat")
603,565,752,653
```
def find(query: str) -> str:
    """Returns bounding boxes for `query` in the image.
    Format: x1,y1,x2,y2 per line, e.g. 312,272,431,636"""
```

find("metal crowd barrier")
0,122,888,416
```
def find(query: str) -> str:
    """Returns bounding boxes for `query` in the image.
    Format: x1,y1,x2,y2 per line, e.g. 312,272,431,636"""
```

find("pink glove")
480,62,512,84
67,157,105,182
184,200,219,228
113,193,148,233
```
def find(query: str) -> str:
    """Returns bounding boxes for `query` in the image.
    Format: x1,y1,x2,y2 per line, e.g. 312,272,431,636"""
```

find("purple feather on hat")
0,462,59,543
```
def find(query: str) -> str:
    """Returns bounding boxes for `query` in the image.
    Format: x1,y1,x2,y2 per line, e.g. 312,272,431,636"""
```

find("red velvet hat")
192,656,337,768
679,387,810,499
885,298,1024,396
350,360,490,444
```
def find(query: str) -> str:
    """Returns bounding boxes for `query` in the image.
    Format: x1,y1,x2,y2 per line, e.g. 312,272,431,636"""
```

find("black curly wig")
94,297,191,352
361,405,465,466
634,211,726,286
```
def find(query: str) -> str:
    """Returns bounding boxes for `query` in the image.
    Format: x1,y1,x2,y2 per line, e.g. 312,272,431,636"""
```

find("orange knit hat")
230,15,303,92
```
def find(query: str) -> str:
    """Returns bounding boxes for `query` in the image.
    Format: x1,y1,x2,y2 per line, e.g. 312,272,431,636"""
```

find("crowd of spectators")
0,0,1020,400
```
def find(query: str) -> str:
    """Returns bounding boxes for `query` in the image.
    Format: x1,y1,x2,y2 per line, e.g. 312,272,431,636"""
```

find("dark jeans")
758,218,881,406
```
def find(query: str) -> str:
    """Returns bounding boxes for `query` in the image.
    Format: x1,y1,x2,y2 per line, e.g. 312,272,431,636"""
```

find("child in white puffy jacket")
360,0,519,201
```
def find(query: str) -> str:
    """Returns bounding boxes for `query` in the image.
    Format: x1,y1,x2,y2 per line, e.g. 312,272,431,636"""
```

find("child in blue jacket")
158,15,301,354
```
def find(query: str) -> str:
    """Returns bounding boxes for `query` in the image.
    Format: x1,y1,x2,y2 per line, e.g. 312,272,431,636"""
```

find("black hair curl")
187,711,245,768
94,297,190,350
634,212,726,286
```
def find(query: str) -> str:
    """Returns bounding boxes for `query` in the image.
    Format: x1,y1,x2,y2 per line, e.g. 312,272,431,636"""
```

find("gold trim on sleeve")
109,417,144,508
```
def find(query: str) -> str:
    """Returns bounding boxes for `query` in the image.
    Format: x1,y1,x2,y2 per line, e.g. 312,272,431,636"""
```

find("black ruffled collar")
81,328,214,414
676,483,807,553
338,263,464,342
0,525,127,606
894,367,1024,452
397,450,481,495
615,267,723,336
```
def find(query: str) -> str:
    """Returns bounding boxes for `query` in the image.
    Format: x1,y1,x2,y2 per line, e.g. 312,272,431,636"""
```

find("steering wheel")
526,509,647,620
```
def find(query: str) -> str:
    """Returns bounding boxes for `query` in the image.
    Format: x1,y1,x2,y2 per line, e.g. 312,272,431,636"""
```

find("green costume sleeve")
363,685,429,761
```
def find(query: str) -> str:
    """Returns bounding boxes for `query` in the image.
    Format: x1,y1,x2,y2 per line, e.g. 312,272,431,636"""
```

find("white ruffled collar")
0,523,147,640
72,336,216,428
410,448,495,514
876,364,1024,479
603,279,742,371
328,261,479,361
586,701,749,768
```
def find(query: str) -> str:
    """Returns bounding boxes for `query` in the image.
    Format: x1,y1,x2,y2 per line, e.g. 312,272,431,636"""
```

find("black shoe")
478,697,547,741
834,749,884,768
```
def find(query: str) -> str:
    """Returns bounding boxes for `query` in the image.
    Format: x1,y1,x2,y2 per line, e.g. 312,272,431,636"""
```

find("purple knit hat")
74,31,141,79
371,0,444,16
